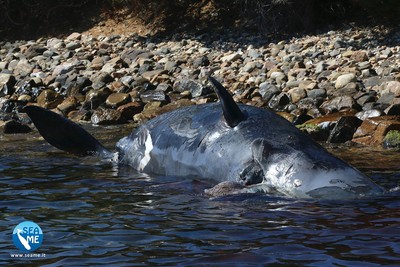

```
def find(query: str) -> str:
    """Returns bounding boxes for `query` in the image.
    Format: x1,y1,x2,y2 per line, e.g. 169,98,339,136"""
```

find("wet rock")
68,109,92,121
383,130,400,148
297,123,329,141
37,90,63,109
204,181,244,197
327,116,362,143
1,120,31,134
117,101,143,120
83,88,111,110
307,88,326,98
90,72,114,90
91,108,125,125
384,104,400,115
355,109,382,120
105,93,131,108
352,116,400,146
57,96,78,115
140,90,168,104
156,83,173,93
268,92,290,111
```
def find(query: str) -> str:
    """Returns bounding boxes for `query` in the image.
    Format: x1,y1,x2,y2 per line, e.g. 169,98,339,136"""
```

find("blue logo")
12,221,43,252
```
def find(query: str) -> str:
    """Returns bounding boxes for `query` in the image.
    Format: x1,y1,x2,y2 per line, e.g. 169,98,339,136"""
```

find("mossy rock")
297,123,329,141
383,130,400,148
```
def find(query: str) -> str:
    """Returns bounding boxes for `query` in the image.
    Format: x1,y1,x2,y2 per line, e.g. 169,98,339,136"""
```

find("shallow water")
1,126,400,266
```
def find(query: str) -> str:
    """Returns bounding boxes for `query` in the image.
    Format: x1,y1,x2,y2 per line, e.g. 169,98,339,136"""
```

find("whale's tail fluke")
24,105,112,157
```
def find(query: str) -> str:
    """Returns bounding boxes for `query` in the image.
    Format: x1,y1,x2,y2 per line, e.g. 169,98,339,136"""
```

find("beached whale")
24,76,384,199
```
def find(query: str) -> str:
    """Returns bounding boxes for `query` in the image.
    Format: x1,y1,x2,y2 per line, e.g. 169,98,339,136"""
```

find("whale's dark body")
24,77,384,199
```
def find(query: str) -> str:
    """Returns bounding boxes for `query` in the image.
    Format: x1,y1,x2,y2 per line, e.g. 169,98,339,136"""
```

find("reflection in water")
0,129,399,266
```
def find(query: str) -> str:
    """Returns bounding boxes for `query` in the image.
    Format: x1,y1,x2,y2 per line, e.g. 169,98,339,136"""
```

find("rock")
117,101,143,119
37,90,63,109
307,88,326,98
52,62,75,76
66,41,81,50
65,32,81,41
268,92,290,111
259,82,280,102
221,53,241,63
350,51,368,62
142,69,168,81
242,62,258,73
0,74,16,96
105,93,131,108
352,116,400,146
287,87,306,103
140,90,168,103
383,130,400,148
57,96,78,115
90,72,113,89
297,123,329,141
355,109,382,120
25,44,47,59
320,96,359,114
2,120,31,134
192,56,210,67
327,116,362,143
174,79,208,98
335,73,356,89
14,59,34,77
83,88,111,110
91,108,125,125
156,83,173,93
380,81,400,97
384,104,400,115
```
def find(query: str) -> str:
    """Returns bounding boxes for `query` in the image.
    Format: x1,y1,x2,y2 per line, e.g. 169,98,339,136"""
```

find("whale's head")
242,137,384,199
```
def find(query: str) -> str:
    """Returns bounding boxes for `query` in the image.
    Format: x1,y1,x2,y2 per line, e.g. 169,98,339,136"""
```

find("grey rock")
91,108,125,125
335,73,356,89
140,90,168,103
174,79,208,98
66,41,81,50
355,109,382,120
258,82,280,102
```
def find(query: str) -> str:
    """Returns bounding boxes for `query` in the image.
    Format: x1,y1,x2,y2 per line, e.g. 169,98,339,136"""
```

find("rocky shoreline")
1,26,400,148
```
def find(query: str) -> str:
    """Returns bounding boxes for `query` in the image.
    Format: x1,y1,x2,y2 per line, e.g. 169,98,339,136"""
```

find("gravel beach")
1,26,400,147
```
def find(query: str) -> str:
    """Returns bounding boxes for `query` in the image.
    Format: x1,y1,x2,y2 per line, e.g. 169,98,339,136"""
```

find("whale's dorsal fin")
208,76,245,128
24,105,111,157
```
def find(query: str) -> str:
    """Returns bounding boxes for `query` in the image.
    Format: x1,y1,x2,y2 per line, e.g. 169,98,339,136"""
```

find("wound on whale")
24,76,384,199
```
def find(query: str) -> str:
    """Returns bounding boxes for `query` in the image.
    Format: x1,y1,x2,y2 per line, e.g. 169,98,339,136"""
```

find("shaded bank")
1,0,400,41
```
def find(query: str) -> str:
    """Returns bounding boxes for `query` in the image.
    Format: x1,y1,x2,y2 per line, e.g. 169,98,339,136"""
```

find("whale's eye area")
240,161,264,185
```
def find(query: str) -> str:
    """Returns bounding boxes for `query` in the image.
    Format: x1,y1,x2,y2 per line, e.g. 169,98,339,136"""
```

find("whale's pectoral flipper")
24,105,111,157
208,76,245,128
